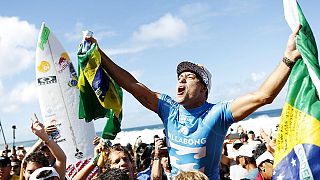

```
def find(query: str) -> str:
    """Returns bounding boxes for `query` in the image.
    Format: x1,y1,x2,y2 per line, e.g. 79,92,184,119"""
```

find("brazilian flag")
273,0,320,179
77,42,123,140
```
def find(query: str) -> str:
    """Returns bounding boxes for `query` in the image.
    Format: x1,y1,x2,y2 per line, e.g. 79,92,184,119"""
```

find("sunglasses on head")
259,159,274,167
36,170,57,180
264,159,274,165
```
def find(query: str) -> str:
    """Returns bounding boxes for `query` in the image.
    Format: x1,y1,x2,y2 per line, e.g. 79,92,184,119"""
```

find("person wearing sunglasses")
29,167,59,180
236,145,258,179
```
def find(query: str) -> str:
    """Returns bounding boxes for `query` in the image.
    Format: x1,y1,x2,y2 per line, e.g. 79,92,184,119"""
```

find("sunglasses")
263,159,274,165
36,170,57,180
259,159,274,167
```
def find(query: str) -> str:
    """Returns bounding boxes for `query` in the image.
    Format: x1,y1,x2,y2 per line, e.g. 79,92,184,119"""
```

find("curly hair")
175,170,209,180
23,151,49,168
103,144,136,179
104,144,133,169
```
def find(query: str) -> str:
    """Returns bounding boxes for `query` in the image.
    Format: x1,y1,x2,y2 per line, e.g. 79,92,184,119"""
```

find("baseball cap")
237,145,255,157
177,61,212,94
256,151,274,167
29,167,60,180
0,156,11,167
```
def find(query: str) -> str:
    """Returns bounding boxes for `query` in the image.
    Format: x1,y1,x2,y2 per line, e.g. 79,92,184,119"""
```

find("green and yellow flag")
273,0,320,179
77,42,123,140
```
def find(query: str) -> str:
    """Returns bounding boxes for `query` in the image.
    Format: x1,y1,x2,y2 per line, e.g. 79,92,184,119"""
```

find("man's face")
0,164,11,180
176,71,206,108
10,163,20,176
109,151,134,180
248,133,255,140
24,162,43,180
237,156,246,168
259,161,273,180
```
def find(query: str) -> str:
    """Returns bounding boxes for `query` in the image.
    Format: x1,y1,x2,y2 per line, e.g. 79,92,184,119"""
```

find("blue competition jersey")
157,94,235,179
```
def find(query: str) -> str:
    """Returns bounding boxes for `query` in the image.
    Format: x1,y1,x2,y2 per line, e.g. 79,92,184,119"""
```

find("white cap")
236,145,255,157
177,61,212,94
256,151,274,166
29,167,60,180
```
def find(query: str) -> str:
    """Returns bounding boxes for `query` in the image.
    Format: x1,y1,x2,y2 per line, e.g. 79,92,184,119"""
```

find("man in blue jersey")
86,25,301,179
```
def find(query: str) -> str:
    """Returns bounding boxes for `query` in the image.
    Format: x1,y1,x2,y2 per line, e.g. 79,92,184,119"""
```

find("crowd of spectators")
220,125,277,180
0,119,277,180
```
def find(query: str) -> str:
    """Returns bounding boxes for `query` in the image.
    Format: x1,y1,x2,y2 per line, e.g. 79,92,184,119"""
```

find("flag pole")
12,125,16,148
0,119,7,145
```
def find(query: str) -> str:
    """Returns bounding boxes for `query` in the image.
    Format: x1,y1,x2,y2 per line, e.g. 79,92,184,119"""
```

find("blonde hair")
174,170,209,180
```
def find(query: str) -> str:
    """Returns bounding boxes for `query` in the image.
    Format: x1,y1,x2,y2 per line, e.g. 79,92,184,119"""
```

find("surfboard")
35,22,96,166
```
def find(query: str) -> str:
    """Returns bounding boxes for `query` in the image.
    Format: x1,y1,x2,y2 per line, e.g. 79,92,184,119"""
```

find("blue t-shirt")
157,94,235,179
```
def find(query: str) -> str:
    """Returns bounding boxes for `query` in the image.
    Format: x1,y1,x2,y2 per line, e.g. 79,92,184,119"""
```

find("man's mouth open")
177,86,185,95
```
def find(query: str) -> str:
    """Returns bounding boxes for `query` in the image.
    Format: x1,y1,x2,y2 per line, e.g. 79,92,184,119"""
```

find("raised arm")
85,37,160,113
31,114,66,179
231,25,302,122
72,142,104,180
151,138,164,180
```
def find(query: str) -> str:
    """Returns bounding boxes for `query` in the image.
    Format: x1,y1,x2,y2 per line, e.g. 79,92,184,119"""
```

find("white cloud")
107,45,147,56
210,73,264,101
63,22,85,41
210,70,287,110
251,72,266,82
64,22,117,42
106,14,187,56
228,1,261,14
0,80,4,96
179,3,222,19
0,81,38,113
133,13,187,44
2,104,18,113
0,16,38,77
129,70,143,80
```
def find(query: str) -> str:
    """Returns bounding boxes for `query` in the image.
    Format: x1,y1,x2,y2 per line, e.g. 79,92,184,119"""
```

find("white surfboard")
35,22,96,166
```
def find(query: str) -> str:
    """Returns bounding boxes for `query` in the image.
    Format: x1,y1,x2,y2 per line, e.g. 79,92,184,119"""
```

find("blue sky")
0,1,319,142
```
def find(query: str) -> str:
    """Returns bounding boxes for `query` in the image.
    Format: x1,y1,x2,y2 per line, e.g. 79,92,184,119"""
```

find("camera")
161,129,172,170
161,129,168,150
12,125,16,129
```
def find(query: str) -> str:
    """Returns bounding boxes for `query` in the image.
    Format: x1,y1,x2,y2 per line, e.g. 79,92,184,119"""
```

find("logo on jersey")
180,126,189,135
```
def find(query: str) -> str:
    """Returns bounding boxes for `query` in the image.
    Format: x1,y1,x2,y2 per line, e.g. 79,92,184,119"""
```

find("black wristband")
282,57,295,69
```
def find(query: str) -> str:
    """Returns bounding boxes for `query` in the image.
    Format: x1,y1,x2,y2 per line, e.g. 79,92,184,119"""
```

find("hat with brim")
256,151,274,167
177,61,212,94
236,145,255,157
29,167,60,180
